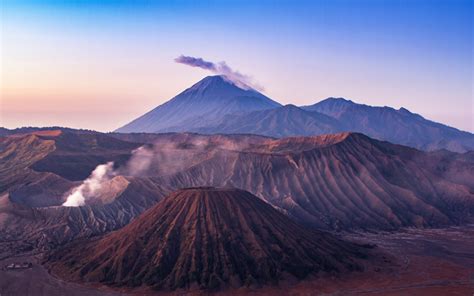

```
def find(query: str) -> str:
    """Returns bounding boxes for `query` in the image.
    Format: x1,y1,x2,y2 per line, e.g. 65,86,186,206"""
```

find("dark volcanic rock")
45,188,371,291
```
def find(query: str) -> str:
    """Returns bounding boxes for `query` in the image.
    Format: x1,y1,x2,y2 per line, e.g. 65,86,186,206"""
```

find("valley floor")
284,225,474,296
1,226,473,296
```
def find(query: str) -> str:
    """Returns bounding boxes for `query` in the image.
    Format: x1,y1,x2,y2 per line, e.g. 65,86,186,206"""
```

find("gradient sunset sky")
1,0,472,132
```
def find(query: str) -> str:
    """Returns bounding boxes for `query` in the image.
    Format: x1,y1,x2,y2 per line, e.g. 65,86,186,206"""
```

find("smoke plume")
174,55,263,91
174,56,216,71
62,162,116,207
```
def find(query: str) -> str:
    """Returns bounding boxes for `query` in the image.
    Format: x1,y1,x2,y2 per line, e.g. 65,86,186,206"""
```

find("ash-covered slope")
158,133,474,230
116,75,281,133
0,130,169,258
2,129,473,241
46,187,372,291
0,133,53,189
0,129,141,196
0,177,168,258
0,129,143,208
30,130,142,181
303,98,474,152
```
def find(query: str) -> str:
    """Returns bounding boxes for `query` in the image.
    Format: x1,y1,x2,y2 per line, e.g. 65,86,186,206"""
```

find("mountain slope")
0,130,170,258
0,130,145,206
194,104,343,137
303,98,474,152
116,75,281,133
45,187,374,291
2,129,473,240
0,132,58,195
155,133,474,230
0,177,167,258
29,131,141,181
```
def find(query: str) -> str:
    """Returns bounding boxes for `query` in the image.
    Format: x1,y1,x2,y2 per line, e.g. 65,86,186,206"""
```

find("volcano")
116,75,281,133
46,187,373,291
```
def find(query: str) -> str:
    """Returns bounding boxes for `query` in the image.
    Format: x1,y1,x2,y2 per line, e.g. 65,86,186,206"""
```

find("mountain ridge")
303,97,474,152
194,104,344,138
113,76,474,152
1,129,473,263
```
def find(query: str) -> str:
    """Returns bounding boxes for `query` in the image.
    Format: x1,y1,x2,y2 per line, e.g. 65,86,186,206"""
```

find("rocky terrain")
150,132,474,230
0,177,167,258
45,187,376,291
1,226,473,295
0,128,473,294
1,130,473,237
0,131,168,258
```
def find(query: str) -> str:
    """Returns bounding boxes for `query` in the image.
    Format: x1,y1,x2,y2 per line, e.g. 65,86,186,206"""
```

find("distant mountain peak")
184,75,226,93
115,75,280,133
398,107,412,114
115,75,473,152
323,97,355,104
283,103,299,108
276,104,316,115
186,75,253,93
301,97,356,116
189,75,226,86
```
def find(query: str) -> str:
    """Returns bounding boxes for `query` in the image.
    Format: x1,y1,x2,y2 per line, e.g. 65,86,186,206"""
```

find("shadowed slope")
46,188,373,291
31,131,141,181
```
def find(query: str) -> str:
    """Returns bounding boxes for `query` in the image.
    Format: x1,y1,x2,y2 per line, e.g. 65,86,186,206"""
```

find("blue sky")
1,0,472,131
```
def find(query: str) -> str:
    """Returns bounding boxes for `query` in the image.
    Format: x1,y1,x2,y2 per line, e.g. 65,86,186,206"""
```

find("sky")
0,0,472,132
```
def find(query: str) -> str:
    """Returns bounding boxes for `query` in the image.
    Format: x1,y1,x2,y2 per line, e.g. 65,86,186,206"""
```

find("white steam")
125,146,154,176
61,136,257,207
62,162,115,207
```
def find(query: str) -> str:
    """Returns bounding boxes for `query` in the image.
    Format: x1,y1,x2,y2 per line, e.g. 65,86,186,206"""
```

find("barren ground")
1,225,473,295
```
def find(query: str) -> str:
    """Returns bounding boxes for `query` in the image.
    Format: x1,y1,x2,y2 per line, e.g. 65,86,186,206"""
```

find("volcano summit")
116,76,281,133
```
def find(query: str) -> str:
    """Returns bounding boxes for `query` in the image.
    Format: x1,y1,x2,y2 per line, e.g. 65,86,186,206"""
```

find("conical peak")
167,187,258,206
187,75,245,92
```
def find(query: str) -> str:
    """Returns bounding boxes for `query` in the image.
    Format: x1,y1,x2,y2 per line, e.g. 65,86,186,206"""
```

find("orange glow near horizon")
1,1,472,132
